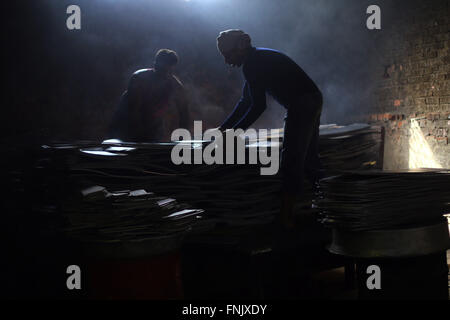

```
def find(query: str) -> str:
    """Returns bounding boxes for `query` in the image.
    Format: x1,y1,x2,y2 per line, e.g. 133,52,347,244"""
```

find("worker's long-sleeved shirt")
220,47,321,130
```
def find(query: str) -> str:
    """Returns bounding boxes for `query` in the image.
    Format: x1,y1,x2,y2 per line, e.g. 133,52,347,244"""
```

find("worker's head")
154,49,179,74
217,29,252,67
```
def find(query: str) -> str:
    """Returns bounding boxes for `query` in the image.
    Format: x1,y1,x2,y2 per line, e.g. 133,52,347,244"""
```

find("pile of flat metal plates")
318,124,383,171
11,123,383,239
246,124,382,171
10,143,204,244
317,169,450,231
62,186,202,243
39,142,286,228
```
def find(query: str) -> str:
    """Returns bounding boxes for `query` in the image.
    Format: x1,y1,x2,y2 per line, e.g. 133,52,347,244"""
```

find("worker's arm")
219,82,251,130
232,80,266,130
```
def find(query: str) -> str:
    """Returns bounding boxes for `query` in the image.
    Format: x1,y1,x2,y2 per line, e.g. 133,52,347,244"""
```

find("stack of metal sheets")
318,123,383,171
61,186,203,242
317,169,450,231
19,123,383,237
12,144,205,244
247,123,383,171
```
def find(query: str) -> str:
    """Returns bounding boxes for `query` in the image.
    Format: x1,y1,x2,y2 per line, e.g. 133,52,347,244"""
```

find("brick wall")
367,0,450,169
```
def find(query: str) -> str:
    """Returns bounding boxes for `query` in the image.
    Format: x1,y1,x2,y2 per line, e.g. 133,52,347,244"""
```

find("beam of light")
408,118,442,169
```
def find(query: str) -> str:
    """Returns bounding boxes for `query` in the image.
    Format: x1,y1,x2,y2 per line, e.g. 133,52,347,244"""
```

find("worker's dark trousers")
280,91,323,196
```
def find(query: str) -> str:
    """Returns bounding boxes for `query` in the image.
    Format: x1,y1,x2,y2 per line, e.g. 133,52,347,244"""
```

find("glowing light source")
408,118,442,169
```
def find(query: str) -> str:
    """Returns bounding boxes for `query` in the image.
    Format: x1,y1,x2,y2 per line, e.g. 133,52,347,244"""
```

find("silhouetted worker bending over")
109,49,190,141
216,29,323,229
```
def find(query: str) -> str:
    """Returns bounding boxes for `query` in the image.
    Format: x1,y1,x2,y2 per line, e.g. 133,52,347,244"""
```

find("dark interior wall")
365,0,449,169
6,0,404,144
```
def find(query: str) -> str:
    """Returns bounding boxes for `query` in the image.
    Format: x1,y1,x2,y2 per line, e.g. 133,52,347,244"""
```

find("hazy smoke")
7,0,401,141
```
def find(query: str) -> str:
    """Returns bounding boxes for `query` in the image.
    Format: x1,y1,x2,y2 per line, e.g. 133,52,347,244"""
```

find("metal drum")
328,221,449,258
